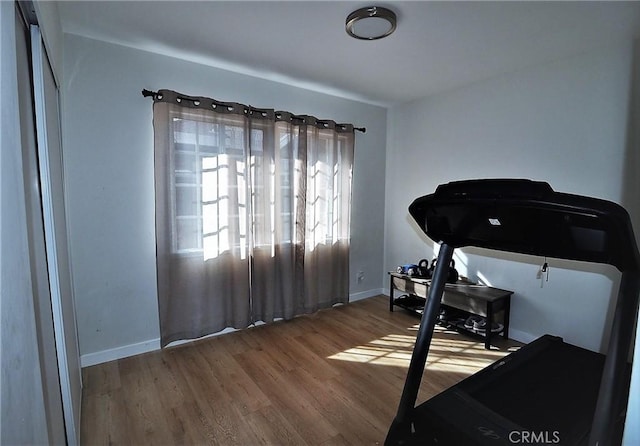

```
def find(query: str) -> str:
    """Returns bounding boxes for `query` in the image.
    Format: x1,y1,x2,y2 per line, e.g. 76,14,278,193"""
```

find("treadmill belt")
412,336,606,445
470,340,604,436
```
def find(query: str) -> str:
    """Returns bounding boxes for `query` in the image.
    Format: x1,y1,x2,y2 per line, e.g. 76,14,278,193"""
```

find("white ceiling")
58,1,640,107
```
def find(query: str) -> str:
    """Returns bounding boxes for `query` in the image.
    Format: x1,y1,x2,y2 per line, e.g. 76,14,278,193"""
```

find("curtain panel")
152,89,355,347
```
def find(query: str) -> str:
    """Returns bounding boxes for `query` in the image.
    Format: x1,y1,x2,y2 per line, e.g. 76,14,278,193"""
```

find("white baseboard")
349,288,385,302
82,289,386,367
80,338,160,368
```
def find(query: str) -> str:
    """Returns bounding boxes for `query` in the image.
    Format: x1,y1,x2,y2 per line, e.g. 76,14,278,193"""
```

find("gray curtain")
153,90,354,347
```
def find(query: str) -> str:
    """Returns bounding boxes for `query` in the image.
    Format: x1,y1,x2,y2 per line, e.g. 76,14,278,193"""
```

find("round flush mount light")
346,6,397,40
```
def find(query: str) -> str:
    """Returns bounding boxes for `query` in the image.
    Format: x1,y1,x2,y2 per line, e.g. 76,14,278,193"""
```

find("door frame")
30,23,81,446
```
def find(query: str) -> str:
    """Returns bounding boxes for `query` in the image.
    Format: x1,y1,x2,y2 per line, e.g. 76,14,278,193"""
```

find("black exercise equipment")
385,179,640,446
417,259,432,278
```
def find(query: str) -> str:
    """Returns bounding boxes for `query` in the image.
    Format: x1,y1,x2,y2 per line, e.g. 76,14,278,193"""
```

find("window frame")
168,111,251,256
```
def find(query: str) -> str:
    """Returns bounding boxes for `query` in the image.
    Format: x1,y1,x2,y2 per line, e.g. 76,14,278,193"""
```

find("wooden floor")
81,295,521,445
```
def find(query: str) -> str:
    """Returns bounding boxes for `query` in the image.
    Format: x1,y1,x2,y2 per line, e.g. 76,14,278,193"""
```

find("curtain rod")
142,89,366,133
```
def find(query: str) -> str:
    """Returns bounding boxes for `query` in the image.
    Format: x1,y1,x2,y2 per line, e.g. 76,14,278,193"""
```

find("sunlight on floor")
327,333,416,367
327,324,511,374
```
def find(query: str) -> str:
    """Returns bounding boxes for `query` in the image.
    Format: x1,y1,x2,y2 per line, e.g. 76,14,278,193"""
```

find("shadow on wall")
461,246,619,281
405,212,436,259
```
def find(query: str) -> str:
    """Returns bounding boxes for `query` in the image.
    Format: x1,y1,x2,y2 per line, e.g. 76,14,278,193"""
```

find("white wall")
62,34,387,362
622,41,640,446
384,42,636,353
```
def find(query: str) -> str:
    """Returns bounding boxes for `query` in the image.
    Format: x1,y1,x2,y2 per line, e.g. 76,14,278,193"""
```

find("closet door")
16,7,66,444
30,24,82,445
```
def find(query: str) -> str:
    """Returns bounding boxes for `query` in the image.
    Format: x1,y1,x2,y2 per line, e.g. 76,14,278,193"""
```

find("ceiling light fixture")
346,6,397,40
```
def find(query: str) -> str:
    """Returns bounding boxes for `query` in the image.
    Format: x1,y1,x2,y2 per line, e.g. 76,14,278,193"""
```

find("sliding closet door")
16,7,66,444
31,24,82,445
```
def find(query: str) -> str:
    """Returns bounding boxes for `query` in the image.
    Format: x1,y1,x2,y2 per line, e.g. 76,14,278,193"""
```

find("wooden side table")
389,272,513,349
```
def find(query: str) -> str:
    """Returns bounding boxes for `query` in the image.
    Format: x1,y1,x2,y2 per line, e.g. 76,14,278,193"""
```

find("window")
152,89,355,347
170,115,258,259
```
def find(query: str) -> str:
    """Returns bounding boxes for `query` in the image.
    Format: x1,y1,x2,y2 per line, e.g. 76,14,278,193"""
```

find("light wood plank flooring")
81,295,520,445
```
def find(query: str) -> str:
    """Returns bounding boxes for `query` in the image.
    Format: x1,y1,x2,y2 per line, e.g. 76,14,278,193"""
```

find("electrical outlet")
357,271,365,283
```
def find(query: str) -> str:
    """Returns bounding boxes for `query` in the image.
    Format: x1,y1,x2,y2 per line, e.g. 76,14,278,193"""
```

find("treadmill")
385,179,640,446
